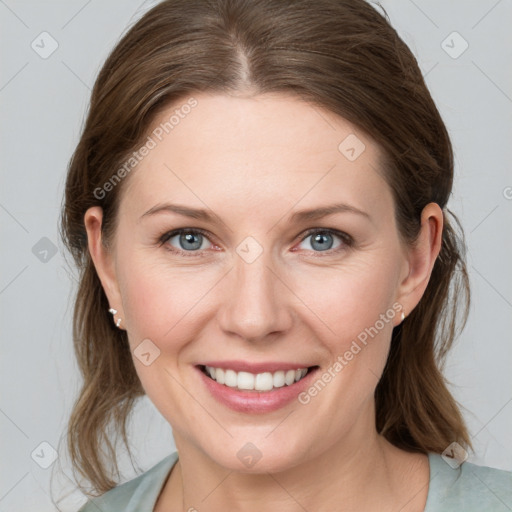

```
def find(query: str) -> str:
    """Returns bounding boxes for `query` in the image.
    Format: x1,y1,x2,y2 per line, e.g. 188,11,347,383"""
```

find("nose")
216,250,293,343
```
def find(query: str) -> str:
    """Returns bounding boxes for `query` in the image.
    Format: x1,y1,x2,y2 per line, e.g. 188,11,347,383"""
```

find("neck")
161,416,429,512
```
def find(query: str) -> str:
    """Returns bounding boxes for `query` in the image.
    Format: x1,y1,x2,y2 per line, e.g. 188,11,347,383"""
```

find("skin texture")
85,92,443,511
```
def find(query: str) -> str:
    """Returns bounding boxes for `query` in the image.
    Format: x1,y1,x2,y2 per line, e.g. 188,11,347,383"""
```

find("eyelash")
158,227,354,258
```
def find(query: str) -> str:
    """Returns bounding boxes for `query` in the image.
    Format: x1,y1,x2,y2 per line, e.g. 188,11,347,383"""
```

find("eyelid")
159,227,216,257
159,227,353,256
297,227,353,247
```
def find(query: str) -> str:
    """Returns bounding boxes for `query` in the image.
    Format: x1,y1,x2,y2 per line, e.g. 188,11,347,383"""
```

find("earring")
401,311,405,323
109,307,122,329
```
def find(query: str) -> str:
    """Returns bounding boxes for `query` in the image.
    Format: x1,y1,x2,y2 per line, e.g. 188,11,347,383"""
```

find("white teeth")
203,366,310,391
285,369,296,386
237,371,255,390
255,372,273,391
273,370,285,388
224,369,237,388
215,367,225,384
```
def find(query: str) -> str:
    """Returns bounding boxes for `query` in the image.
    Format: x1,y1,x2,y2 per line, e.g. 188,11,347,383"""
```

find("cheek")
290,261,400,426
117,241,401,362
116,253,220,398
288,255,400,349
117,251,220,346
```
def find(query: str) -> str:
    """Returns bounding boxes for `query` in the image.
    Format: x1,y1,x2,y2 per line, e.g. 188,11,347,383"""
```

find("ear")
84,206,125,327
394,202,443,322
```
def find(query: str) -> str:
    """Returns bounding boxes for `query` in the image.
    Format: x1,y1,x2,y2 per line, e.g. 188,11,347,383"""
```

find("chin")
200,435,308,475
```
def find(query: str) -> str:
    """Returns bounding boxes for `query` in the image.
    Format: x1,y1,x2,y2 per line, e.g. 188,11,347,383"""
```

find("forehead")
121,92,392,221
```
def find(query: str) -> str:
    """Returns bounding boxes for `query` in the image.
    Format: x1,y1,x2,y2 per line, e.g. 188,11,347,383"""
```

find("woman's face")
88,92,420,472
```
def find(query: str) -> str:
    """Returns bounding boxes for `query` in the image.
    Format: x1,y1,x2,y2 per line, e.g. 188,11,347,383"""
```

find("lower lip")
196,366,319,414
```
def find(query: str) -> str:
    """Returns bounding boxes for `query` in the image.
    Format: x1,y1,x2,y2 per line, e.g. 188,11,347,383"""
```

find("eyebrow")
140,202,371,224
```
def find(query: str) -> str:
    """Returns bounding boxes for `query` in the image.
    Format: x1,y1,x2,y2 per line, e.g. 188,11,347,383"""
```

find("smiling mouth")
198,364,319,392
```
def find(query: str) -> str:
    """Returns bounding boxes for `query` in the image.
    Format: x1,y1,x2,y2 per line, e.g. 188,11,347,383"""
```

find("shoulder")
425,452,512,511
77,451,179,512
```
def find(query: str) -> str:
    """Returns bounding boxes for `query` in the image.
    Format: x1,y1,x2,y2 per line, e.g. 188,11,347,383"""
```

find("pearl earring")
109,308,122,328
401,311,405,322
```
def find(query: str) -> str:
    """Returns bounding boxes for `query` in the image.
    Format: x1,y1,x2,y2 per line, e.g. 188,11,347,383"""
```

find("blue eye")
159,228,352,257
160,229,212,256
297,229,352,254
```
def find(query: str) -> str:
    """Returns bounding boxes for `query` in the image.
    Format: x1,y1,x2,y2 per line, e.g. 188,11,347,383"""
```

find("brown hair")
60,0,472,497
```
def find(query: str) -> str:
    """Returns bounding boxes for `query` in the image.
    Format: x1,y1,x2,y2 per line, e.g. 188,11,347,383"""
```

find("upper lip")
197,360,317,374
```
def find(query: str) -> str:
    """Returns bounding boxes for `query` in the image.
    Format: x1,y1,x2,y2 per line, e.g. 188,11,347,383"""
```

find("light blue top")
78,451,512,511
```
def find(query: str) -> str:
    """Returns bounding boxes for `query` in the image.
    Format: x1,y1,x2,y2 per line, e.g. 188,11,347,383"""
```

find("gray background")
1,0,511,510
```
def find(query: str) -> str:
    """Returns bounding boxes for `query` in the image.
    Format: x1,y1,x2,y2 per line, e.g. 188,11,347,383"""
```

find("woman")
60,0,512,510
